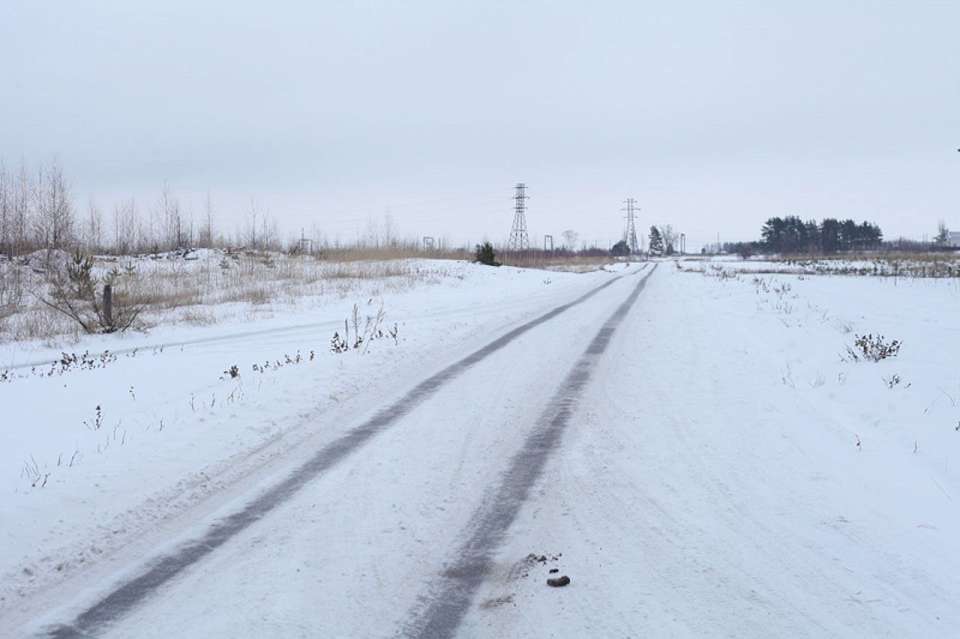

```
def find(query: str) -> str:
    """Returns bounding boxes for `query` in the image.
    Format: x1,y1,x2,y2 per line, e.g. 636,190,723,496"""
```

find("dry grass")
179,308,217,326
0,249,456,344
497,251,625,271
5,305,81,344
317,246,467,262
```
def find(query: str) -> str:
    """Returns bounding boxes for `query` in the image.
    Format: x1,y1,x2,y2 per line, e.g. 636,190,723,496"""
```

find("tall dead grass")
317,246,467,262
498,251,626,271
0,250,455,345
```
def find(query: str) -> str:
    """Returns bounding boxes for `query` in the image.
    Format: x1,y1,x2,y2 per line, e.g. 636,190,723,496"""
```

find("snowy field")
682,253,960,279
1,259,959,637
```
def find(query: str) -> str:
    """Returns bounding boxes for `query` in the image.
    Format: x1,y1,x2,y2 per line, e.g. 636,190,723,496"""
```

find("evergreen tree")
857,221,882,249
474,241,499,266
803,219,820,252
820,218,841,253
935,221,950,246
610,239,630,256
761,217,785,251
840,219,858,250
648,226,664,256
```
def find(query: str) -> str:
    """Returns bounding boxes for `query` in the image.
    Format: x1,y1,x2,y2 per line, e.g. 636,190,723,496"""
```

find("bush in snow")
330,301,398,354
37,250,144,334
846,333,901,362
610,240,631,256
475,242,500,267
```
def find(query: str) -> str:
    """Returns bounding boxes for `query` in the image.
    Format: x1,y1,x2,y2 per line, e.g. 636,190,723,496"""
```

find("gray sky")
2,1,958,249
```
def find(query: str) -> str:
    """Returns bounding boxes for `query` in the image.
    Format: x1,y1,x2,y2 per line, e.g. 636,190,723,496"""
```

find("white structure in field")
949,231,960,247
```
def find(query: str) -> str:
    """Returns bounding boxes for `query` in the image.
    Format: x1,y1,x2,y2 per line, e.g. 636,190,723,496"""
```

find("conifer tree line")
760,216,883,254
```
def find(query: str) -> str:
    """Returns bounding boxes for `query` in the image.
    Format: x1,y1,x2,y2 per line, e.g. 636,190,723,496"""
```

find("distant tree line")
0,159,265,258
0,159,450,259
719,216,959,257
758,216,883,254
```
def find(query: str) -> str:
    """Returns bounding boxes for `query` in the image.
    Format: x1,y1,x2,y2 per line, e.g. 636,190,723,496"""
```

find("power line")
508,183,529,250
622,197,640,253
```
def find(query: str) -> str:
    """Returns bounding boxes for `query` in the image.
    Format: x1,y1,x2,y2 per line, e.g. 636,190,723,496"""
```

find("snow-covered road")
40,265,652,638
4,260,960,638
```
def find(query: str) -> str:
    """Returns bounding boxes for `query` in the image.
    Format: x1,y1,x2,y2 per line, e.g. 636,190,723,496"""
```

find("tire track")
41,266,646,639
401,264,657,639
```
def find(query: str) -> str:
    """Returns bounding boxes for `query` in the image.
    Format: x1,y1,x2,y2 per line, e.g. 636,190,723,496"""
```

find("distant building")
949,231,960,248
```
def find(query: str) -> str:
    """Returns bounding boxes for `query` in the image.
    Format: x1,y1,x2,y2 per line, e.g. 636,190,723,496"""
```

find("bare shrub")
330,300,398,354
21,456,50,488
845,334,902,362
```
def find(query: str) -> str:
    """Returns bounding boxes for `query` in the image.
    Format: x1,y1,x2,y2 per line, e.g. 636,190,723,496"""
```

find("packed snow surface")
1,259,958,637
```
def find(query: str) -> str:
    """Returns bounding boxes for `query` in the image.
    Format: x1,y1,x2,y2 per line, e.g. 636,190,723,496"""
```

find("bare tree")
160,183,183,249
363,215,379,248
33,161,75,251
200,191,215,248
383,214,395,248
12,163,32,257
85,198,104,253
561,229,579,250
113,198,138,254
260,210,279,250
143,199,159,252
0,163,9,259
659,224,677,255
247,197,260,249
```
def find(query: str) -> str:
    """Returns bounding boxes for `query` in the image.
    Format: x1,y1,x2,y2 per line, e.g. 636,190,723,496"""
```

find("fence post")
103,284,113,327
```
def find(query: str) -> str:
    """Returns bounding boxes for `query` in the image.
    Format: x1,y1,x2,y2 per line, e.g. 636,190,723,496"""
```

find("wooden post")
103,284,113,327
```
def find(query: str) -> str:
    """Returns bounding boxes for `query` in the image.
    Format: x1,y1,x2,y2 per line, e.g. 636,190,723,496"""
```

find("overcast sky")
2,1,958,249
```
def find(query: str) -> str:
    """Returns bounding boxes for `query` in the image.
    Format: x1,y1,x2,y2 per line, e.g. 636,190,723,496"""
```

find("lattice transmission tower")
508,183,529,251
622,197,640,254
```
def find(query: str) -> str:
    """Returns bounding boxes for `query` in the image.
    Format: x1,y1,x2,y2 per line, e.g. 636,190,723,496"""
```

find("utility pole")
508,183,530,251
299,227,312,254
622,198,640,254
